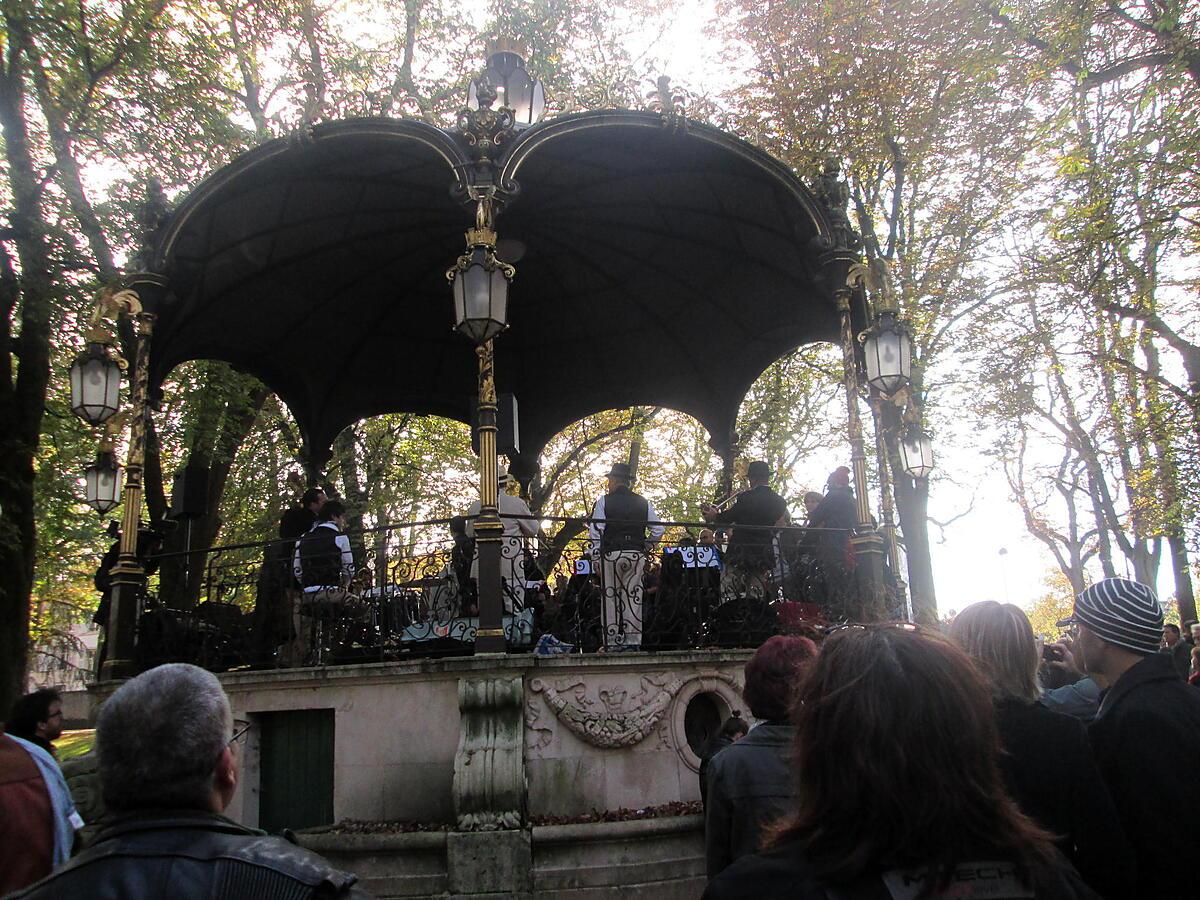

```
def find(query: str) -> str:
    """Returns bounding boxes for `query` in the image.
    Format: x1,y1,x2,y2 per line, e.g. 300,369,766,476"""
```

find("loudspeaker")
469,393,520,456
170,464,209,519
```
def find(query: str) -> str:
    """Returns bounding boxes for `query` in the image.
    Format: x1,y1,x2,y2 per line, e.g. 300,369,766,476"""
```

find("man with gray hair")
12,663,368,899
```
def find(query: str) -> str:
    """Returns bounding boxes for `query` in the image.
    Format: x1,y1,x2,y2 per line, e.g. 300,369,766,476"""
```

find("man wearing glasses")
6,688,65,758
12,663,368,899
2,690,80,894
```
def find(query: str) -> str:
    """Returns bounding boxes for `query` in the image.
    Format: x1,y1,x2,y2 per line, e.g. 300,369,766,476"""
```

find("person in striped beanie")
1058,577,1200,899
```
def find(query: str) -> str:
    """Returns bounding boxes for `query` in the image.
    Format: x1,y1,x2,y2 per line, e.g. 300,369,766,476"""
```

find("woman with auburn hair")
950,602,1134,897
703,626,1099,900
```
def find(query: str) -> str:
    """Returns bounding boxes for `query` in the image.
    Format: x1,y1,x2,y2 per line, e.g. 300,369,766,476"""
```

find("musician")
808,467,857,535
465,468,539,613
588,462,665,650
293,500,355,596
806,466,858,618
278,486,327,541
701,460,788,600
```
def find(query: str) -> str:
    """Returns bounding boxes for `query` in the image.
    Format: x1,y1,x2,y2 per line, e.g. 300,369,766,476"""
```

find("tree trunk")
1141,331,1195,619
877,401,936,623
0,35,57,711
157,379,268,607
890,449,937,624
334,425,368,565
1168,535,1196,624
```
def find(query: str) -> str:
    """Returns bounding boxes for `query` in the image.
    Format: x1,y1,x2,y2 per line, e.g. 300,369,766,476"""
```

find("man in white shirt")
588,462,665,650
465,469,540,613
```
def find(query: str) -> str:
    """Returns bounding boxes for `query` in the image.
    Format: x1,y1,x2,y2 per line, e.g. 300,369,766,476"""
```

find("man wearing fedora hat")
1058,577,1200,899
588,462,664,650
466,468,539,613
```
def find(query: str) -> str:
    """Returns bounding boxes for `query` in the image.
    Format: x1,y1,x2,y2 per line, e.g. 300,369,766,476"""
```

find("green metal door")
257,709,335,834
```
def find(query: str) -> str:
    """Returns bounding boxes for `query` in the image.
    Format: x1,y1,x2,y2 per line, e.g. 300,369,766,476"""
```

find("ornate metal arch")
154,117,474,270
492,109,834,243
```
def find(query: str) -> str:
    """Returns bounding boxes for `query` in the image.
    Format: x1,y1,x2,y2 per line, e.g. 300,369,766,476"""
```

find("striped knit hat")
1058,577,1163,655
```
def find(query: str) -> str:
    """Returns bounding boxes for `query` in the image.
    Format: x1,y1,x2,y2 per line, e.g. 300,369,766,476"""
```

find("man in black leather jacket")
11,663,369,900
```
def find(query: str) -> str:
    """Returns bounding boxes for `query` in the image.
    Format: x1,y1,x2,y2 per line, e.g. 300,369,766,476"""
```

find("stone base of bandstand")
299,813,705,899
78,650,752,897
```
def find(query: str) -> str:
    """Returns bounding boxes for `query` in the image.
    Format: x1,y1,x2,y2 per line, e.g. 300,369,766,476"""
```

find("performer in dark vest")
588,462,665,650
293,500,355,596
290,500,356,664
702,460,788,600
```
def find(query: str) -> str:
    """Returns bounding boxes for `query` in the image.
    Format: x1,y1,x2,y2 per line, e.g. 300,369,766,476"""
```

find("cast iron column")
101,304,156,680
832,279,887,621
474,340,506,653
870,391,907,617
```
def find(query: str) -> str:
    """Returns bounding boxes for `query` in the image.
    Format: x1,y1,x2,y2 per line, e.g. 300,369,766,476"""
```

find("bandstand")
68,49,921,899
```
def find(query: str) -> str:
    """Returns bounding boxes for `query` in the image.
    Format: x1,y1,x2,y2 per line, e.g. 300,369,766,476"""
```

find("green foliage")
967,0,1199,602
1026,569,1077,639
4,0,1198,690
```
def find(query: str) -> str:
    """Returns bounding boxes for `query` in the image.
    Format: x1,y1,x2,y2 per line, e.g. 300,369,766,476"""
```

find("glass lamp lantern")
900,428,935,480
862,310,913,395
84,449,122,515
448,228,514,345
69,343,122,425
468,49,546,127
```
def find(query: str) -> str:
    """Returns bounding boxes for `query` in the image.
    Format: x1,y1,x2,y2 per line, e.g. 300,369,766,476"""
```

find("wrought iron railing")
124,516,898,673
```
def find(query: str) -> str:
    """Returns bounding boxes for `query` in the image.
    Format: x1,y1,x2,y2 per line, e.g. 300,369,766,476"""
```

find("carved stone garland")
528,672,685,749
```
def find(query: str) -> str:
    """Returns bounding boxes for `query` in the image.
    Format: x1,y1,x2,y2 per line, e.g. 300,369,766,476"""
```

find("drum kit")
300,575,460,661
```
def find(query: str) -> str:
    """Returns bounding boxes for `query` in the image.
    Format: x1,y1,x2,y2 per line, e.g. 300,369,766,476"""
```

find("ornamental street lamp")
468,44,546,127
448,199,515,654
861,308,913,396
448,222,514,345
84,443,122,515
452,47,539,652
900,427,935,480
70,278,164,680
69,341,122,426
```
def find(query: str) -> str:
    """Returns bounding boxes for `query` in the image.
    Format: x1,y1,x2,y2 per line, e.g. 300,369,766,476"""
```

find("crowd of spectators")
1,666,366,899
4,575,1199,898
703,576,1200,899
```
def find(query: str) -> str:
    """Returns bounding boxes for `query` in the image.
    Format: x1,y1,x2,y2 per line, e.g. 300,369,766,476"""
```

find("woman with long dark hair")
950,601,1134,897
703,626,1099,900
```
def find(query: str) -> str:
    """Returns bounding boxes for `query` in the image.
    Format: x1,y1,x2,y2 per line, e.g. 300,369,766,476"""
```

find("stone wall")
297,814,705,899
218,650,751,828
75,651,748,895
524,654,746,817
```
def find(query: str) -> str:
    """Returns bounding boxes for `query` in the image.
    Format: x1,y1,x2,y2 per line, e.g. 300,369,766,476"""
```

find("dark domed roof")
152,111,854,462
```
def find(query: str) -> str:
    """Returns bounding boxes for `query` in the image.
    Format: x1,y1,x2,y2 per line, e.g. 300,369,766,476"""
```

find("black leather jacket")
8,810,370,900
704,722,796,878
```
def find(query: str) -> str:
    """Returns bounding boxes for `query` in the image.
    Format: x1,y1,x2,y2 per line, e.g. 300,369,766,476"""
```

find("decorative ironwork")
113,515,892,676
812,156,860,252
445,229,516,287
131,178,170,273
647,75,689,135
848,257,899,312
457,78,518,166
